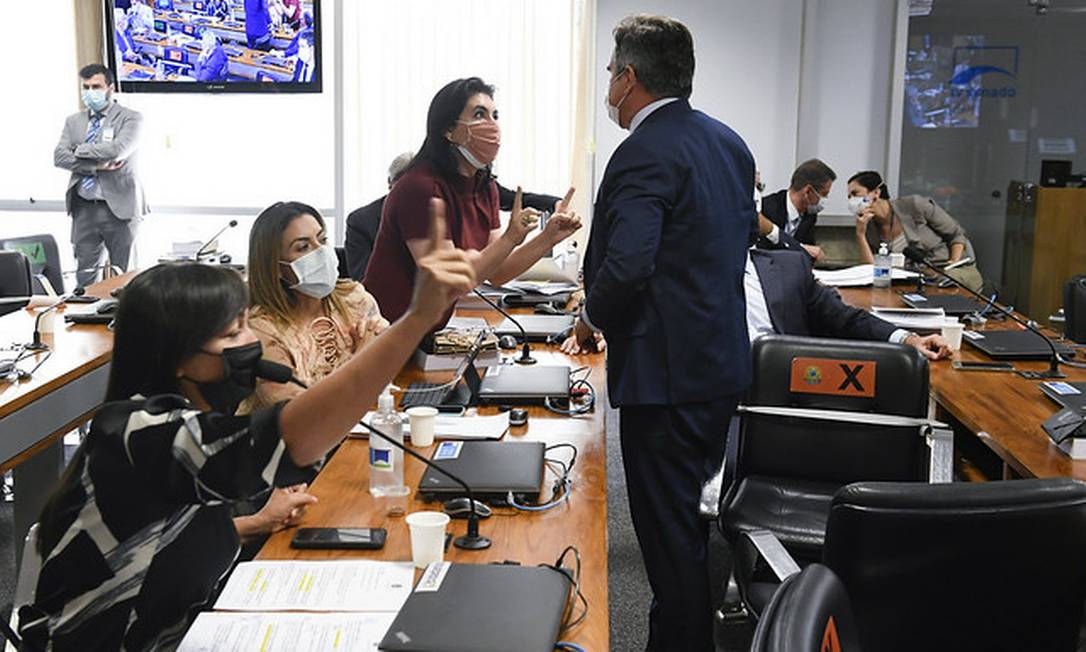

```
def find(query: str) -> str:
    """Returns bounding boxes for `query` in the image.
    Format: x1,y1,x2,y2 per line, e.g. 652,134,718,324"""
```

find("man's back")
585,99,754,405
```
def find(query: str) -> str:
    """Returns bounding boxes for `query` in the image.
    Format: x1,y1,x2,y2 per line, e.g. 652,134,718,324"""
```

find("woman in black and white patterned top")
17,215,475,651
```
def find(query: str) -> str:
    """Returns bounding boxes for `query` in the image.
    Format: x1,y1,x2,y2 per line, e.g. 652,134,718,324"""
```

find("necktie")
80,115,103,195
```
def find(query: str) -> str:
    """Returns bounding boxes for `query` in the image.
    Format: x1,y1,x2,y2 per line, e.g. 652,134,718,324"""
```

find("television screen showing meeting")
105,0,322,93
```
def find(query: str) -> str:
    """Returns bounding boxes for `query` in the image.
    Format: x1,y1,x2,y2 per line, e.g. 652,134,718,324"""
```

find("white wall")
594,0,804,195
592,0,902,222
798,0,902,218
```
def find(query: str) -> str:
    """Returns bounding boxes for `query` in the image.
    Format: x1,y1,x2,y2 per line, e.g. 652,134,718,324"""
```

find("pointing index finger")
428,197,450,251
557,187,575,213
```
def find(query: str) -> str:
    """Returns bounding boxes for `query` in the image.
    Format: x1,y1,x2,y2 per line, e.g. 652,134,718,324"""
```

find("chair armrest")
1,600,22,650
739,529,802,583
700,465,724,520
738,405,947,429
925,425,954,484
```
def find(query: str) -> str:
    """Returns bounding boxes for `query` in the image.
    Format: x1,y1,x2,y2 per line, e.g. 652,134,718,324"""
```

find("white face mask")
848,195,873,216
807,188,827,215
283,244,338,299
605,69,631,128
754,190,762,214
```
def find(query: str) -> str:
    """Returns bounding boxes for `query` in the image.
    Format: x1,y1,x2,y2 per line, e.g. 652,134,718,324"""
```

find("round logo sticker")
803,366,822,385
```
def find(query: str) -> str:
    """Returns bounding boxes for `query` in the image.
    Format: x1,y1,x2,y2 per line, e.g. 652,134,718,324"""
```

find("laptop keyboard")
399,382,450,409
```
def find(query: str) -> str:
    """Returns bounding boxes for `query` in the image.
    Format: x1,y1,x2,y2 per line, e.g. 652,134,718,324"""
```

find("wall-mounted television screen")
105,0,322,93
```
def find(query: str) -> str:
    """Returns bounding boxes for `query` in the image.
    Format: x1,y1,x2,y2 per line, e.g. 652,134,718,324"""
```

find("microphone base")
453,533,492,550
1018,368,1066,380
25,342,49,352
514,355,537,365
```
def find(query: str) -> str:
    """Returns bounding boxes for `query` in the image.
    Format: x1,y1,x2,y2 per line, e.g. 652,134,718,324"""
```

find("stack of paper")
504,280,578,295
179,613,395,652
814,264,919,287
213,560,413,612
871,307,954,331
178,560,413,651
353,411,510,440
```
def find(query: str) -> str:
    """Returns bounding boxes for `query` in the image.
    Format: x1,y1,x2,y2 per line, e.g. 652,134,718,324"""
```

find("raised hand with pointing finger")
542,187,582,245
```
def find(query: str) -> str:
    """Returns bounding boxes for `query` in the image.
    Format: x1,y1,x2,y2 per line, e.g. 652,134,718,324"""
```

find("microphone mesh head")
255,359,294,384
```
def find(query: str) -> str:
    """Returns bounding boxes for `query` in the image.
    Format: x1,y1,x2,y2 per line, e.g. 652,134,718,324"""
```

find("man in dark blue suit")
571,15,755,650
745,247,950,354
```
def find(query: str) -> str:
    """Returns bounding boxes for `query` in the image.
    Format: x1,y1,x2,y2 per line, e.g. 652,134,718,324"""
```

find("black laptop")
379,562,570,652
963,329,1076,360
900,292,988,316
417,440,545,504
477,365,571,405
495,315,575,341
400,334,485,411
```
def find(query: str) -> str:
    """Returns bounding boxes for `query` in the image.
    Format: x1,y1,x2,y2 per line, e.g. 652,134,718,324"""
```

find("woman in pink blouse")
241,201,389,413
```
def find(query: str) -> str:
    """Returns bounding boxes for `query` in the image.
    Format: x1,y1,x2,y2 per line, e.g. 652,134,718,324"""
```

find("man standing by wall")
54,64,146,287
573,14,754,650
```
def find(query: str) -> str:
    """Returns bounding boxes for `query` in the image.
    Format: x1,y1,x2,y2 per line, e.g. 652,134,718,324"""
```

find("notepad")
814,264,919,287
353,411,510,440
213,560,413,612
178,612,395,652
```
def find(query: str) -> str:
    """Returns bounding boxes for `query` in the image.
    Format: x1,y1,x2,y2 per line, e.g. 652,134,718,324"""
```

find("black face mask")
190,341,263,415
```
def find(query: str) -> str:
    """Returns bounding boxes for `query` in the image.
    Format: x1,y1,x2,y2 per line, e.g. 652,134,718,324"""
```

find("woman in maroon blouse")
364,76,582,323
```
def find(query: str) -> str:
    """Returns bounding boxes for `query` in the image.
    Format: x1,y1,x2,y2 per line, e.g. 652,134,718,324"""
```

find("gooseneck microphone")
194,219,239,259
256,360,491,550
904,246,1064,379
472,289,536,365
27,288,86,351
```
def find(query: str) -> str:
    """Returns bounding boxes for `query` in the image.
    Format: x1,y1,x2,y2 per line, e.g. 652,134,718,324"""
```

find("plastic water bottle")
562,241,580,275
874,242,892,289
369,386,408,497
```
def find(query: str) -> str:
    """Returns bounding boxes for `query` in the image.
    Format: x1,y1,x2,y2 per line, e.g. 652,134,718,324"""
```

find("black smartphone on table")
952,360,1015,372
291,527,387,550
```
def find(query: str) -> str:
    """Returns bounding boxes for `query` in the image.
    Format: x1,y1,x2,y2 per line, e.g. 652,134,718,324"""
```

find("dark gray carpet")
604,406,753,651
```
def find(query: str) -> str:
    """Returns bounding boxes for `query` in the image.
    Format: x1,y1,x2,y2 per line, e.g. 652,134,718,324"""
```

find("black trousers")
620,395,741,652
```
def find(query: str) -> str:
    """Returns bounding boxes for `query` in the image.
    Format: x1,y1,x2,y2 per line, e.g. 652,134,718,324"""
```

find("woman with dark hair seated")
848,170,984,292
16,211,474,651
364,76,582,324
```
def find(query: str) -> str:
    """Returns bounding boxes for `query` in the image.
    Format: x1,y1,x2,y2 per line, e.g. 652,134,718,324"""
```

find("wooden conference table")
257,308,611,650
0,275,126,556
838,283,1086,481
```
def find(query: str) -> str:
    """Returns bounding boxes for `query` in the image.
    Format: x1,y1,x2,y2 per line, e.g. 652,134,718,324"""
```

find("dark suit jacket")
584,99,754,406
760,188,817,246
345,196,384,281
497,184,560,213
750,249,896,341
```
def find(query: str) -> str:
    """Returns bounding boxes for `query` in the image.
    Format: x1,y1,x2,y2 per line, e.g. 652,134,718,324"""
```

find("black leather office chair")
739,479,1086,652
334,246,349,279
0,250,32,317
718,335,947,616
750,563,860,652
1,234,63,294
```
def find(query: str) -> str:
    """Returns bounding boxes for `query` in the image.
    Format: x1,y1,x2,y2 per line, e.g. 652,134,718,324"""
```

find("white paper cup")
407,406,438,447
941,320,964,352
891,252,906,268
406,511,449,569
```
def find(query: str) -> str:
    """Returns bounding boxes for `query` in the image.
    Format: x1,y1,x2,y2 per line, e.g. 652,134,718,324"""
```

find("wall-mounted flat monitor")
105,0,322,94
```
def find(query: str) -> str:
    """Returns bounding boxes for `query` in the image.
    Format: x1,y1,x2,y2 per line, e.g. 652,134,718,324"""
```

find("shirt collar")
629,97,680,133
786,192,802,222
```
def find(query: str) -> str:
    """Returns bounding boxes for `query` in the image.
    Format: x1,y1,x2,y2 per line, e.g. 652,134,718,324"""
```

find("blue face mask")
81,89,109,113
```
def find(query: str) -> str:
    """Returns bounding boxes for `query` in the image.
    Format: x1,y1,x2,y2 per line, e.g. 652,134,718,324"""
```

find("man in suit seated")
565,247,950,358
757,158,836,262
744,247,949,356
345,152,415,282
